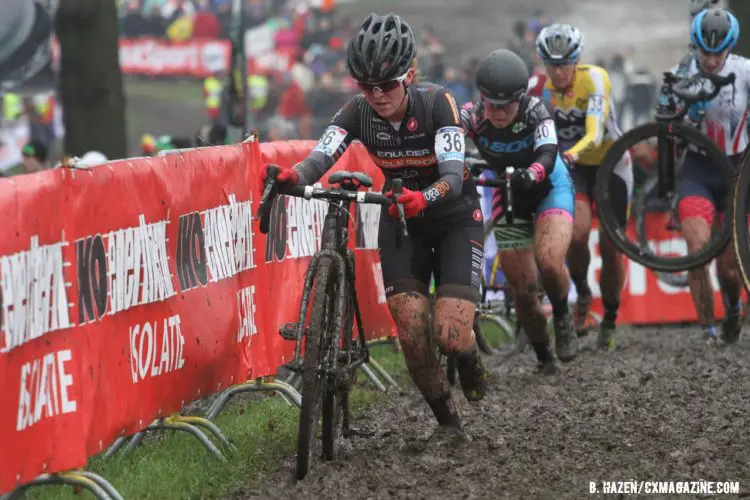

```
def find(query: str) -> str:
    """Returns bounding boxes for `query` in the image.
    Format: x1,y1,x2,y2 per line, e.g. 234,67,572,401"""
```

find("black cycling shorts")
677,151,741,213
571,164,632,227
378,206,484,303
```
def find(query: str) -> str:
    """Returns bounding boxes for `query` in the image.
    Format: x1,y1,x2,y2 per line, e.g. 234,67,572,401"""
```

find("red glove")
386,188,428,219
258,164,300,196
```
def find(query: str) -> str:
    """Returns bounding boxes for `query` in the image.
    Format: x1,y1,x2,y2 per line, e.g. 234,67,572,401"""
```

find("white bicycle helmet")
536,24,584,65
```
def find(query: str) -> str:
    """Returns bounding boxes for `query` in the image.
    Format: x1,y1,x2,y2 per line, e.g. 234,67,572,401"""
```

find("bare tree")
55,0,126,159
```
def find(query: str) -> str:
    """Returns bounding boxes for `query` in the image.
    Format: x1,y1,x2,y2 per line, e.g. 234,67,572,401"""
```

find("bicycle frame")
288,198,369,385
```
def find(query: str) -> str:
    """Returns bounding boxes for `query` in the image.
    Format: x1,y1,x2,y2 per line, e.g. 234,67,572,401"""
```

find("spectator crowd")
117,2,659,148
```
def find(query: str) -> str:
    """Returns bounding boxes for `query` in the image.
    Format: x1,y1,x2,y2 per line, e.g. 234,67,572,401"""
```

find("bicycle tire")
595,121,733,272
321,386,344,460
296,256,335,480
732,150,750,291
473,314,494,354
321,291,353,461
633,178,689,288
477,314,515,341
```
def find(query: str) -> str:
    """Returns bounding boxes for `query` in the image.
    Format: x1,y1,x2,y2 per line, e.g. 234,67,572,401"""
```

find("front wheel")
296,256,336,480
596,121,733,272
322,289,354,460
732,151,750,291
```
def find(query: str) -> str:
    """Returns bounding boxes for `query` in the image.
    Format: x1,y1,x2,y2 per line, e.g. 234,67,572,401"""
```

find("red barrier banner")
119,38,231,77
0,140,395,493
587,215,736,324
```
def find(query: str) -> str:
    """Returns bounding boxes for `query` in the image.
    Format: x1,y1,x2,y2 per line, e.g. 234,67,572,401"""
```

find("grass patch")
29,320,510,500
30,344,406,500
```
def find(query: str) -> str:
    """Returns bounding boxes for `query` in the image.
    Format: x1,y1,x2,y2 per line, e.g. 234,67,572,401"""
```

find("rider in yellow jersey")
536,24,634,351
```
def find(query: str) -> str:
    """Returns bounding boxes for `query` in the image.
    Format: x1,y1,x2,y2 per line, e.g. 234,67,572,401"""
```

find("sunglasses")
356,71,409,93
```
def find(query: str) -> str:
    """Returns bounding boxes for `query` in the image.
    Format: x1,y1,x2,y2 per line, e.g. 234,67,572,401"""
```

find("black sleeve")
422,88,466,207
293,97,362,185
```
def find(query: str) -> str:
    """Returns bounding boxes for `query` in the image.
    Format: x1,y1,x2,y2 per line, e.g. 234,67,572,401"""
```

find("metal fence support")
173,415,236,455
204,378,302,421
103,436,128,458
366,357,399,390
2,471,123,500
359,363,386,392
116,417,226,460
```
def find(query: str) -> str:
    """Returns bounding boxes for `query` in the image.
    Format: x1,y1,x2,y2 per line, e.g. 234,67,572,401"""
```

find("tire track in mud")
239,325,750,500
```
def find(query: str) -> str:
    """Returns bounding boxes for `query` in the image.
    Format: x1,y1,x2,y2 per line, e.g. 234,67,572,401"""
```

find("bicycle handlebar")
656,71,736,121
278,184,393,204
671,71,735,104
469,162,516,224
465,157,489,177
256,166,408,239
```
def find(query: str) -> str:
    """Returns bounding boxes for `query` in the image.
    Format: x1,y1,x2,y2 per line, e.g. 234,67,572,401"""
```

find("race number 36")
436,126,465,163
313,126,348,157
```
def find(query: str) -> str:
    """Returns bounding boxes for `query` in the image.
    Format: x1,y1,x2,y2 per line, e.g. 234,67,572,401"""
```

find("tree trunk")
729,0,750,58
54,0,126,159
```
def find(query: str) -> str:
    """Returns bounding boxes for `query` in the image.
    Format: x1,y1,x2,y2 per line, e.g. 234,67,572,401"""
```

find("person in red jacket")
527,69,547,97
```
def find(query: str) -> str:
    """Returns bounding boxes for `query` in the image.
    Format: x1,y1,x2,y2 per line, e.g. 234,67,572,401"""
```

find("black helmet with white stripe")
346,13,416,83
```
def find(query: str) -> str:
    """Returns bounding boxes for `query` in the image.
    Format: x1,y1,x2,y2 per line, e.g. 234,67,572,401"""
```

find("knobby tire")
595,121,733,272
732,150,750,291
296,256,335,480
322,291,353,460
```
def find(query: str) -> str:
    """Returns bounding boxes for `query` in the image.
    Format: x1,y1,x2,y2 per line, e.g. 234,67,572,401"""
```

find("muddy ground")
238,325,750,500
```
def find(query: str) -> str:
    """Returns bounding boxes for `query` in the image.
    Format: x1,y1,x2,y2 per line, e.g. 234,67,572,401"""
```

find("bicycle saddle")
328,170,373,187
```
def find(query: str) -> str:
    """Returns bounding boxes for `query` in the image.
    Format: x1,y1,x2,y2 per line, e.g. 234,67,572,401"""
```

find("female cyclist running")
259,13,487,438
536,24,634,351
664,8,750,343
460,49,577,374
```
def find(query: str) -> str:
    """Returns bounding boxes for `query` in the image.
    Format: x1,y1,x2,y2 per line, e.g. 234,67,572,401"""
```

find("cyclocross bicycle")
595,70,736,273
468,158,532,347
257,166,406,480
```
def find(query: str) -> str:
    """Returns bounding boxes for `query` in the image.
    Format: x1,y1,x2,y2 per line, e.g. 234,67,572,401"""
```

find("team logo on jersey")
407,117,418,132
512,122,525,133
473,209,482,222
376,132,390,141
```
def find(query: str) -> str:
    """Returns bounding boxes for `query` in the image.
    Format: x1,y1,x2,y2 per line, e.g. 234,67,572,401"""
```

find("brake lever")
257,165,280,234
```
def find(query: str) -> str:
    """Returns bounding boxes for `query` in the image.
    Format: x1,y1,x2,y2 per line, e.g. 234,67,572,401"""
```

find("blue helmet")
690,8,739,53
